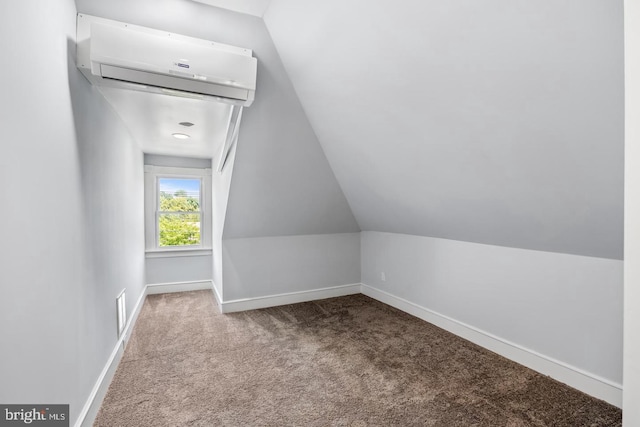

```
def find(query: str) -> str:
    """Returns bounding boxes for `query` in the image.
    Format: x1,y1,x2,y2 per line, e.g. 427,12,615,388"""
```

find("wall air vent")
116,290,126,339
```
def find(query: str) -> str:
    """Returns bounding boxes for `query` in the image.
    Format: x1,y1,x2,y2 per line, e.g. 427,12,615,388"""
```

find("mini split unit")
76,14,257,107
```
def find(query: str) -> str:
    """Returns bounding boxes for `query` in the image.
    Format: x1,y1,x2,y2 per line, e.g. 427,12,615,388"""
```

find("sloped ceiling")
191,0,271,17
75,0,359,238
74,0,624,258
264,0,624,259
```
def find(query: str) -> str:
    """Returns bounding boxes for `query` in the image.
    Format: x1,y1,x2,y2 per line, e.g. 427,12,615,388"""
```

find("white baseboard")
75,285,147,427
75,280,622,427
220,283,362,313
211,281,223,312
146,280,213,295
360,283,622,408
75,280,213,427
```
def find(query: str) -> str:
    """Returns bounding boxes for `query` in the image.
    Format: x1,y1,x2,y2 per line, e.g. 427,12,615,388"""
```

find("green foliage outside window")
159,190,201,246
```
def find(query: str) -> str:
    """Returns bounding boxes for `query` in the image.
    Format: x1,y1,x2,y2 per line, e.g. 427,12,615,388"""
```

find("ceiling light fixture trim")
172,133,191,139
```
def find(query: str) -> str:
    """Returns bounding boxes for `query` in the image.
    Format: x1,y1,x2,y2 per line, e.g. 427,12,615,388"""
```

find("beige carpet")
94,291,621,426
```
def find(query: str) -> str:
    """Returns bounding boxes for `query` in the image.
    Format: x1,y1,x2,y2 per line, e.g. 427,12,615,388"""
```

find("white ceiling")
190,0,271,17
74,0,272,160
264,0,624,259
98,86,232,158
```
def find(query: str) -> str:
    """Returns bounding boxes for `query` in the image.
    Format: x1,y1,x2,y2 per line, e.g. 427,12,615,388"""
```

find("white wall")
212,144,237,300
361,232,622,390
144,154,212,169
75,0,360,241
75,0,361,303
0,1,145,425
145,255,212,284
143,155,213,285
624,0,640,423
212,12,360,301
223,233,360,300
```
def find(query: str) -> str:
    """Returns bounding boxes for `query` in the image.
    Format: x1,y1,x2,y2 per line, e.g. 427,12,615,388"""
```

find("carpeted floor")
94,291,622,426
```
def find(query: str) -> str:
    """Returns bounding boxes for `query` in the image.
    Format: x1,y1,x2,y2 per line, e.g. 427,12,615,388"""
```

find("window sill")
145,248,213,258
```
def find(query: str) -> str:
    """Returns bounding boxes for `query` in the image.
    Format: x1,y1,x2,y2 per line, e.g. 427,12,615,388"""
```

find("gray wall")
0,1,145,424
361,231,623,385
223,233,361,300
145,255,212,285
265,0,624,259
221,15,360,239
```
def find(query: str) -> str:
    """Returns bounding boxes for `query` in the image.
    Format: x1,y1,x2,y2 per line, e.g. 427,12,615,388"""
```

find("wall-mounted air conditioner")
76,14,257,106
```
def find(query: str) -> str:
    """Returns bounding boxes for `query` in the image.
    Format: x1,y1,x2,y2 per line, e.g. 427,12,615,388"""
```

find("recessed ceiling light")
172,133,191,140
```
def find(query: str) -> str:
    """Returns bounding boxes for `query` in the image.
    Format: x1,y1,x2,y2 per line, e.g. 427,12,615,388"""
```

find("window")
158,177,202,247
144,165,212,254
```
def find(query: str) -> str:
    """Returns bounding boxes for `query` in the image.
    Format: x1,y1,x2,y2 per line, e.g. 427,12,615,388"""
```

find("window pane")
159,178,200,212
159,213,201,246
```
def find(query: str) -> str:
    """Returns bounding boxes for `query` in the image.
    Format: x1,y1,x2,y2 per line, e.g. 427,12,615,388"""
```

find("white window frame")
144,165,212,257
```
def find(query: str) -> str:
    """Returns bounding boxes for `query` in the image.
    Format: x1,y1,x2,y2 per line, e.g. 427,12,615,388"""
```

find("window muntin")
157,177,202,247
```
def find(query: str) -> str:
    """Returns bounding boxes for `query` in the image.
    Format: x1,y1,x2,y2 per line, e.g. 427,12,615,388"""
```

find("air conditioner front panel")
100,64,250,101
80,19,257,105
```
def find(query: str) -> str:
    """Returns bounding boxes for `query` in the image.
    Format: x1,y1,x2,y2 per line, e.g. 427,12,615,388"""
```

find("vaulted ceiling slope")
75,0,359,238
264,0,624,259
191,0,271,17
